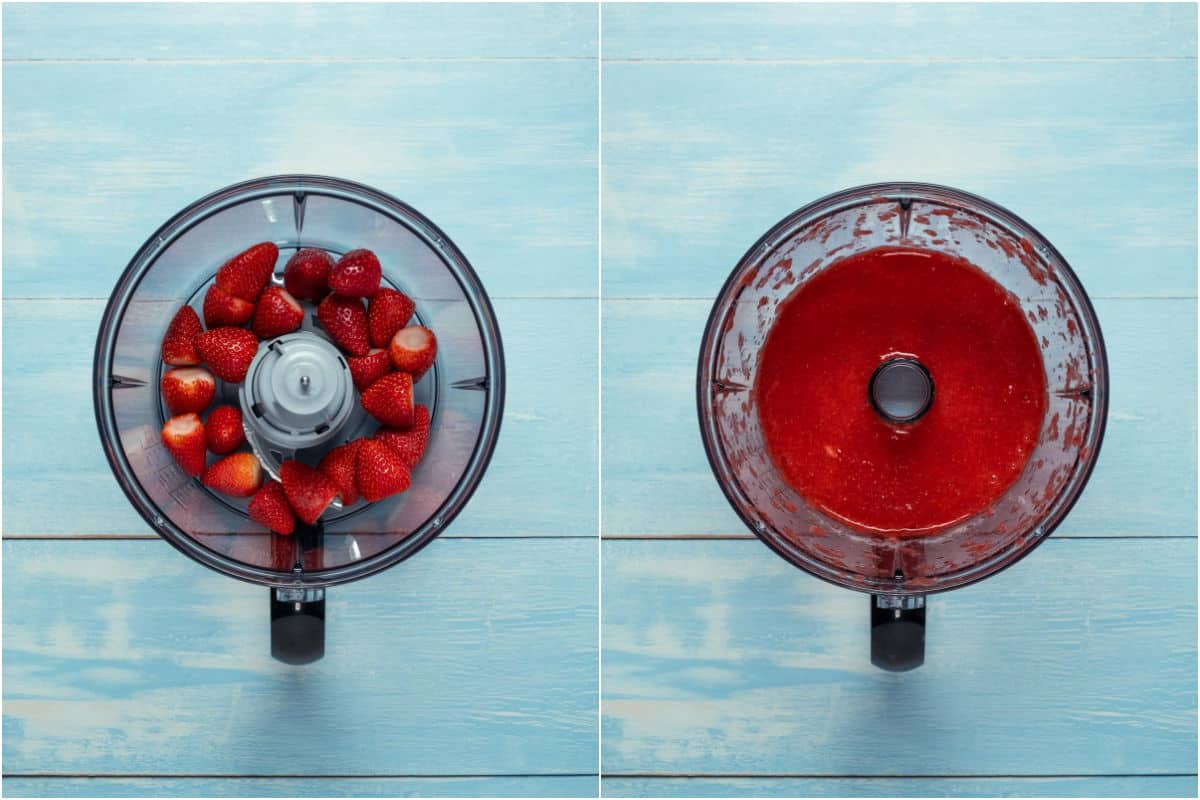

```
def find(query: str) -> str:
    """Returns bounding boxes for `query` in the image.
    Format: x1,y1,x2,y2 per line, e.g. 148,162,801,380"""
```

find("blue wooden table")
600,3,1197,797
3,4,598,797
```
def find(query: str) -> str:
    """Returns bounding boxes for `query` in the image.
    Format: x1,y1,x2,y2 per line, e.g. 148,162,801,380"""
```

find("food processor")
94,176,504,664
697,183,1107,671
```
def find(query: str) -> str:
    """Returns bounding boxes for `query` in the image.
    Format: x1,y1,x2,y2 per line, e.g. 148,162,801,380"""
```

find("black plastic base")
871,596,926,672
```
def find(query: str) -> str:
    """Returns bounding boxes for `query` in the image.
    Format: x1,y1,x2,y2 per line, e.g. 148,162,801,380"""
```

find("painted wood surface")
2,777,599,798
602,776,1199,798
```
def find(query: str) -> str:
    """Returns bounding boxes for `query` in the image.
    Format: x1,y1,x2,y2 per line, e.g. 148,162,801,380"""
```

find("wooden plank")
2,298,597,536
601,298,1196,537
2,59,598,299
3,2,597,60
600,538,1197,775
602,3,1197,60
601,60,1196,298
3,776,598,798
2,538,598,775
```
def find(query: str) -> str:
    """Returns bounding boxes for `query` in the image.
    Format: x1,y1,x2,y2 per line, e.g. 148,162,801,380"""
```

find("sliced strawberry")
249,480,296,536
202,452,263,497
197,327,259,383
161,305,203,365
329,248,381,297
205,405,245,454
215,241,278,301
251,285,305,340
161,367,216,415
203,284,255,327
283,248,333,302
347,348,392,392
368,288,415,348
318,439,363,506
161,413,206,476
388,325,437,380
280,460,339,525
374,405,431,468
356,439,412,502
317,294,369,356
360,372,414,427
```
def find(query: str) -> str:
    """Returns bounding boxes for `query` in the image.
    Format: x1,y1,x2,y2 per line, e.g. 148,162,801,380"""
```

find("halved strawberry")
161,413,206,476
280,460,339,525
283,248,333,302
329,248,381,297
368,288,415,348
203,284,255,327
202,452,263,497
215,241,278,302
161,305,203,365
318,439,363,506
360,372,414,427
251,285,304,340
316,294,369,356
161,367,216,415
249,480,296,536
197,327,259,383
388,325,437,380
356,439,412,502
205,405,245,454
347,348,392,392
374,405,431,468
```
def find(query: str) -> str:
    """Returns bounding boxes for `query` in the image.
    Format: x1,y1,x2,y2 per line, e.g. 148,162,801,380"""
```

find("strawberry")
215,241,278,302
161,367,216,415
280,460,339,525
318,439,363,506
347,348,392,392
205,405,245,454
360,372,414,427
197,327,259,383
251,285,305,340
161,305,203,365
161,413,207,476
203,284,255,327
355,439,412,502
202,452,263,497
329,248,382,297
249,480,295,536
368,288,415,348
388,325,437,380
374,405,431,468
283,248,333,302
317,294,369,356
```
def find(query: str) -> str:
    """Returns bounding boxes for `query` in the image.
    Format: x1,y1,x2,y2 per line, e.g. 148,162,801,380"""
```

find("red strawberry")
329,249,381,297
283,248,333,302
317,294,369,356
161,305,203,365
280,460,339,525
202,452,263,497
360,372,414,427
318,439,363,506
203,284,255,327
249,480,295,536
368,288,415,348
374,405,431,468
197,327,259,383
161,367,216,415
355,439,412,502
205,405,245,454
215,241,278,301
388,325,437,380
251,285,305,340
347,348,392,392
161,413,206,476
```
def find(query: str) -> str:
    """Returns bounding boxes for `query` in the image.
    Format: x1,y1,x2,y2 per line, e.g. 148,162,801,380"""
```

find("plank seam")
602,57,1199,64
3,773,599,780
601,772,1198,780
3,57,597,64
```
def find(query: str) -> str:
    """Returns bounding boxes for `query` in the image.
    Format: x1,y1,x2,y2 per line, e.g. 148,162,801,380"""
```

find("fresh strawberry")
374,405,431,468
249,480,295,536
161,305,203,365
251,285,305,340
161,413,207,476
283,248,333,302
329,248,382,297
197,327,259,383
203,284,255,327
388,325,437,380
360,372,414,427
205,405,245,454
368,288,415,348
355,439,412,502
215,241,278,302
316,294,369,356
279,460,339,525
202,452,263,497
161,367,216,415
347,348,392,392
318,439,363,506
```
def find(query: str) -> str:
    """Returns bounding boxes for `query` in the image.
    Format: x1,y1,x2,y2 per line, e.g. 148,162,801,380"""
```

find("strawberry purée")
755,246,1047,537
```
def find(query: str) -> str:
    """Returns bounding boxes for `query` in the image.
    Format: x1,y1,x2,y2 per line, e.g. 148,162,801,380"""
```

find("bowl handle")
271,586,325,664
871,594,925,671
